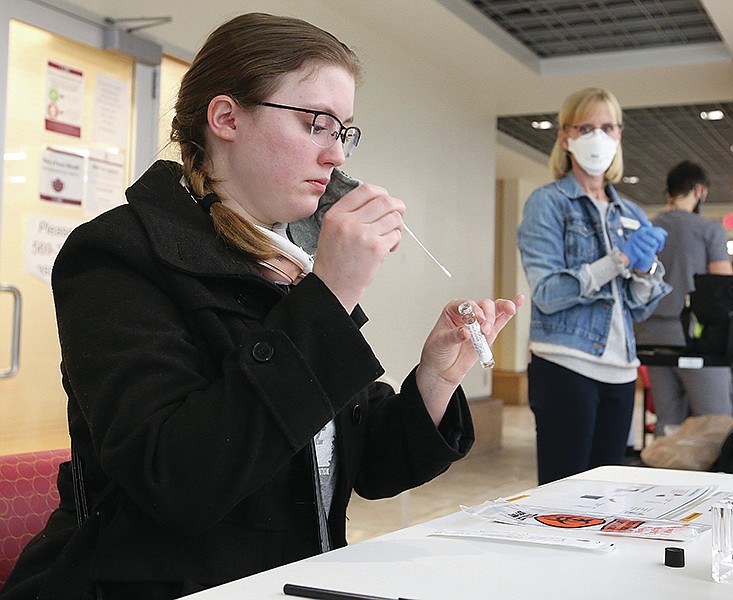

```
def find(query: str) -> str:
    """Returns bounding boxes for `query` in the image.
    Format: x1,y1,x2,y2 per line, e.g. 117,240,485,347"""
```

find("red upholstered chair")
0,448,71,590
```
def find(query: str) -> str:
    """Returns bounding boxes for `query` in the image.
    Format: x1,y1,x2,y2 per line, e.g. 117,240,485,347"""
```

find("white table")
188,466,733,599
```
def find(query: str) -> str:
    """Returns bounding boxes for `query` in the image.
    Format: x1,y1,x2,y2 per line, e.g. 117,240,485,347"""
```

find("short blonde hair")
549,87,624,184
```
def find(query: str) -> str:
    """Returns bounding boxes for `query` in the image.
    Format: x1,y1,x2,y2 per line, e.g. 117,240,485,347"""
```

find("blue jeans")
528,355,635,484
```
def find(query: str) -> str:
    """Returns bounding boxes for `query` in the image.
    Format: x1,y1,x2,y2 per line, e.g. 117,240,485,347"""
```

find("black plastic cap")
665,546,685,568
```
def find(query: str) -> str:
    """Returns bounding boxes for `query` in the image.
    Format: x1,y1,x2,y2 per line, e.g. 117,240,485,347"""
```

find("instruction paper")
461,500,708,541
459,480,725,542
505,479,717,521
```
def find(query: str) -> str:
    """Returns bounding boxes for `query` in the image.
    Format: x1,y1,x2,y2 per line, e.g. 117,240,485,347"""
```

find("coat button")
252,341,274,362
352,404,362,425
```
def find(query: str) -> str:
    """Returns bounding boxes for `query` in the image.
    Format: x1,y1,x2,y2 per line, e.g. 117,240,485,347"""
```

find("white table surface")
187,465,733,599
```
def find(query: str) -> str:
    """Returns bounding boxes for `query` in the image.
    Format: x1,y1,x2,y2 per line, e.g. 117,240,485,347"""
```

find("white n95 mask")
567,129,619,177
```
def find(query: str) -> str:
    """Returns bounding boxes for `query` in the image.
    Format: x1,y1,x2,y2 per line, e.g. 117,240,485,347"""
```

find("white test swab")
403,224,452,278
327,170,452,278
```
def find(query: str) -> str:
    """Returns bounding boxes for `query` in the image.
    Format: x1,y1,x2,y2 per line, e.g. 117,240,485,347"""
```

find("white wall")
321,3,499,396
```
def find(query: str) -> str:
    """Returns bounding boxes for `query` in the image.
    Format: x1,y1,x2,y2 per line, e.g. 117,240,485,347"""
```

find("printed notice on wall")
92,73,130,149
45,61,84,138
39,147,85,205
25,215,82,285
84,156,125,218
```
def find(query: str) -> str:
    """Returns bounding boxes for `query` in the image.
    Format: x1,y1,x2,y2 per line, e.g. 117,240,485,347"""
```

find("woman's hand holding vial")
416,295,524,425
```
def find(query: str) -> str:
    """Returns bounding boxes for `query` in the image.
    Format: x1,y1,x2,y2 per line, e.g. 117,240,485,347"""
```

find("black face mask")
693,186,708,214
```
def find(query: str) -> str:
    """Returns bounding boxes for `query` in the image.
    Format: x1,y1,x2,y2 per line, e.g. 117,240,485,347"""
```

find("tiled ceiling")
467,0,721,58
449,0,733,206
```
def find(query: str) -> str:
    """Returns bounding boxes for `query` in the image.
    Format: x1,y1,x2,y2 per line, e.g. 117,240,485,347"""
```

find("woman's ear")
557,127,569,151
207,95,239,141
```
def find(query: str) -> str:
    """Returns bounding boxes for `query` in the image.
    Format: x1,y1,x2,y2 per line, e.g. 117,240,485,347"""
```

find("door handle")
0,285,21,379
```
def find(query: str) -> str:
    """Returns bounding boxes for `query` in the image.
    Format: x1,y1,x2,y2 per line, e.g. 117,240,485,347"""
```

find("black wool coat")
1,161,473,599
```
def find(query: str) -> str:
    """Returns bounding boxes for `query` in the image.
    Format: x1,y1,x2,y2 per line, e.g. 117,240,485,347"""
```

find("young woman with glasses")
1,13,522,599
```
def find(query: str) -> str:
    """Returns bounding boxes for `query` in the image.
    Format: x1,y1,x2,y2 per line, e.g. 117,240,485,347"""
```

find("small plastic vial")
458,301,495,369
712,496,733,583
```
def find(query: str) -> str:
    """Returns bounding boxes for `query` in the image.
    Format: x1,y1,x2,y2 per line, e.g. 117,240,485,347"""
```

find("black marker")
283,583,418,600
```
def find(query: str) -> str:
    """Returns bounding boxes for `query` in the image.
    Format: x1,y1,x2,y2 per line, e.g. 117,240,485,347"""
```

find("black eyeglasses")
259,102,361,158
565,123,623,137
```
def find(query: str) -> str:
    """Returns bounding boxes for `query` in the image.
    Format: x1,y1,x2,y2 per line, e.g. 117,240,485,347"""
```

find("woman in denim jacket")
517,88,671,484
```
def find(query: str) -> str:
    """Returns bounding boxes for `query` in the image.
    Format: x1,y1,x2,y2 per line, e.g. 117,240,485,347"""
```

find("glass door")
0,9,136,453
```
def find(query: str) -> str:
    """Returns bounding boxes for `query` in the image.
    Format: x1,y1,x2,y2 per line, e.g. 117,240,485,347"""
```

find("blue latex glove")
619,225,668,271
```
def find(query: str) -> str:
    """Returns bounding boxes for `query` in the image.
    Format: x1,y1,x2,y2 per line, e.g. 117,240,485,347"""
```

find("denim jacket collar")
554,172,621,207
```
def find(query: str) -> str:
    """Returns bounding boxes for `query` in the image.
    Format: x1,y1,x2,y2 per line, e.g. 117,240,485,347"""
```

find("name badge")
619,216,641,231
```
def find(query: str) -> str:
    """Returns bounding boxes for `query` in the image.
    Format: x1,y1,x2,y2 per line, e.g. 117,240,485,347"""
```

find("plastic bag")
641,414,733,470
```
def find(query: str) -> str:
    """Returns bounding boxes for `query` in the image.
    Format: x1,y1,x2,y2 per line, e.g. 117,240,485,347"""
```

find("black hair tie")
197,192,222,214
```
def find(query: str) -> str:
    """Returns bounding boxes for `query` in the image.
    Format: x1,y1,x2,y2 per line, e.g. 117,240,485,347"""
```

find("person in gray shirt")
636,160,733,435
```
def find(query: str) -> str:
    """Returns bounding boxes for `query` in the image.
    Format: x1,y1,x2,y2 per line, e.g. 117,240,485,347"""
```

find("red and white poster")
39,147,84,205
45,61,84,137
